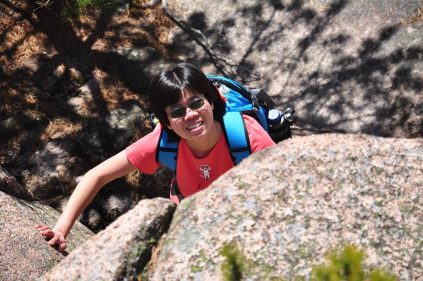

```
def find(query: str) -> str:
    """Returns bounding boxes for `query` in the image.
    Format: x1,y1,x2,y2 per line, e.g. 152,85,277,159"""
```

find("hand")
35,224,67,252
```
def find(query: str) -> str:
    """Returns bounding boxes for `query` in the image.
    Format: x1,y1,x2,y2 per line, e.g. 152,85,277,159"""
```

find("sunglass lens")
189,98,205,110
170,107,186,118
169,98,205,118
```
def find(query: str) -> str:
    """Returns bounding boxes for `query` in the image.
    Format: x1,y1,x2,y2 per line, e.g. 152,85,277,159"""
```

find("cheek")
167,118,178,130
208,106,215,121
204,103,214,117
165,114,177,130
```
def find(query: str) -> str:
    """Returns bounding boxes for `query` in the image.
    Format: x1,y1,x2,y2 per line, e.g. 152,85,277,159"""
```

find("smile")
186,121,204,130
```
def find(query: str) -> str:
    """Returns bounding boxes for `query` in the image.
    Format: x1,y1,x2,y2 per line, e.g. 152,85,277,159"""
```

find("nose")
184,107,198,119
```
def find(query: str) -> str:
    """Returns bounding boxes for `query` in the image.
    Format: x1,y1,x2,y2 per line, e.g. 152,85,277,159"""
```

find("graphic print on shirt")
199,164,211,180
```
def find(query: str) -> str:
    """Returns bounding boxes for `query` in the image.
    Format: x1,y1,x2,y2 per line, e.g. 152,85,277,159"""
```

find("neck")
187,121,222,158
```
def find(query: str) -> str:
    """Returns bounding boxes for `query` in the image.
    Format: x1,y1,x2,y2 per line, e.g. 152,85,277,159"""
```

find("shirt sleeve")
243,114,276,152
125,125,162,174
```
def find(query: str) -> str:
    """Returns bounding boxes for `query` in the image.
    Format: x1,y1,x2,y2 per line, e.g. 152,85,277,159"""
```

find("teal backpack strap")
157,129,184,203
221,111,251,165
156,129,179,171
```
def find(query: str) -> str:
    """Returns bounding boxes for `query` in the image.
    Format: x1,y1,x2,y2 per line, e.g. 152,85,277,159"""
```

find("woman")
36,63,275,252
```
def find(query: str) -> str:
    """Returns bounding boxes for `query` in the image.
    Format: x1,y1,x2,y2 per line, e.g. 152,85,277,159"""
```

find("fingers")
34,224,50,231
58,241,67,252
35,225,54,238
47,235,60,246
34,224,67,252
48,235,67,252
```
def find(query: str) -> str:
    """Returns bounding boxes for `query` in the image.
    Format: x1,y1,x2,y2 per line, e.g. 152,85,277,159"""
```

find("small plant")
220,243,248,281
219,244,397,281
311,245,397,281
35,0,114,19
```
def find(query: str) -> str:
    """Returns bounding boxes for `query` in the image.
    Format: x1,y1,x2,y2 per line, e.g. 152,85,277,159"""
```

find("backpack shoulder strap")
221,111,252,165
156,113,250,203
207,75,251,101
156,129,184,203
156,129,179,171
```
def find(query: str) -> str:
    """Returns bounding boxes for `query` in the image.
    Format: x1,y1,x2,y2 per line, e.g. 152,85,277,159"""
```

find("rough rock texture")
20,141,78,200
115,46,175,91
0,191,93,281
0,166,32,199
76,101,148,163
42,198,176,281
151,134,423,280
163,0,423,137
13,101,148,202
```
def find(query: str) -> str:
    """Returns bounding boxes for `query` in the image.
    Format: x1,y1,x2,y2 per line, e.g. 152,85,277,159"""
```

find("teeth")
187,121,203,130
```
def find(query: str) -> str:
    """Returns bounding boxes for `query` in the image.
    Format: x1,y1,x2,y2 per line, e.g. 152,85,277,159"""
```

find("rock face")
0,191,93,281
150,134,423,280
2,134,421,280
163,0,423,138
41,198,176,281
0,166,32,199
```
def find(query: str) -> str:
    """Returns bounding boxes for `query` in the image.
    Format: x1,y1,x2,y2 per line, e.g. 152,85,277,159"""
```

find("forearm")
53,170,104,237
52,150,135,237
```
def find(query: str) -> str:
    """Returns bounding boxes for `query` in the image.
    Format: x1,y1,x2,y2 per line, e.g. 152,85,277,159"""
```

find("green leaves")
63,0,113,19
219,244,397,281
220,243,248,281
35,0,114,19
311,245,397,281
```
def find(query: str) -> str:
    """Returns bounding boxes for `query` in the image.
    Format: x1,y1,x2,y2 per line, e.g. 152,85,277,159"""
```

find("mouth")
186,120,204,131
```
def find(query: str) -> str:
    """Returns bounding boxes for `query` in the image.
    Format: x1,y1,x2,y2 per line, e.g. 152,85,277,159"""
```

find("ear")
166,120,173,130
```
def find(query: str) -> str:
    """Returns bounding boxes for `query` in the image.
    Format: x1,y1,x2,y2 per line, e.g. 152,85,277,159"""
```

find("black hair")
149,63,226,129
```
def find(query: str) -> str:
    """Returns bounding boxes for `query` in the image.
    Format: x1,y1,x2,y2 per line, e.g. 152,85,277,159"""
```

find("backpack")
156,75,295,202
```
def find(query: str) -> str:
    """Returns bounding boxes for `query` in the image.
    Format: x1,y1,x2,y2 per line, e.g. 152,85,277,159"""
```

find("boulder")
0,191,93,281
2,100,164,232
76,100,148,163
41,198,176,281
0,166,32,200
163,0,423,138
49,187,136,232
115,46,175,91
150,134,423,280
19,141,79,200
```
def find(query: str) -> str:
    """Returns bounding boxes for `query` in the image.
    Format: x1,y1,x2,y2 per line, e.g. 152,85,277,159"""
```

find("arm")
35,150,135,252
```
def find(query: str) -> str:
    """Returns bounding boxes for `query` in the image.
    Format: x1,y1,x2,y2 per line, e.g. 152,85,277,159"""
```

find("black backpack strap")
169,172,184,203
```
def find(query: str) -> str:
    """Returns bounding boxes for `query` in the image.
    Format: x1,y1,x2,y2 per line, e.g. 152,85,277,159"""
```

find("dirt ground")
0,2,183,226
0,0,176,169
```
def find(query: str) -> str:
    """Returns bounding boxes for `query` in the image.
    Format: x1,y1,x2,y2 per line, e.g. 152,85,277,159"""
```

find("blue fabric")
157,130,178,171
222,112,250,165
157,75,270,170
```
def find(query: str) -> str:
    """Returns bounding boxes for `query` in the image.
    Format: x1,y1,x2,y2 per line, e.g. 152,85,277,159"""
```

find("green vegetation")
312,245,397,281
220,244,397,281
220,243,248,281
36,0,114,18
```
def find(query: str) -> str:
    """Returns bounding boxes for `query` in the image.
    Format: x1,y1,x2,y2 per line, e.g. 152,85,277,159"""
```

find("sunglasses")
169,97,206,118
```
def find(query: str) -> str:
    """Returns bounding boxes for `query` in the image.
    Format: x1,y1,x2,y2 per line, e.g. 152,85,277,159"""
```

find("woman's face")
165,89,215,144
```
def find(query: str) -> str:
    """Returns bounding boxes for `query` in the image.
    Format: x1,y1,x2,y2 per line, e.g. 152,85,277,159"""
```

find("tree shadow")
0,0,177,154
164,0,422,137
0,0,174,229
1,0,422,228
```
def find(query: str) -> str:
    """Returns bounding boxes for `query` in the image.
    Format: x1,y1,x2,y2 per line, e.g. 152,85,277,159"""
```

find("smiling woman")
165,92,220,154
149,63,226,130
36,63,275,252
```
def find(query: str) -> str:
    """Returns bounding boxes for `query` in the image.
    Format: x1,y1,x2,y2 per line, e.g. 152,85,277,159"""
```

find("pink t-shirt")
126,115,275,200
